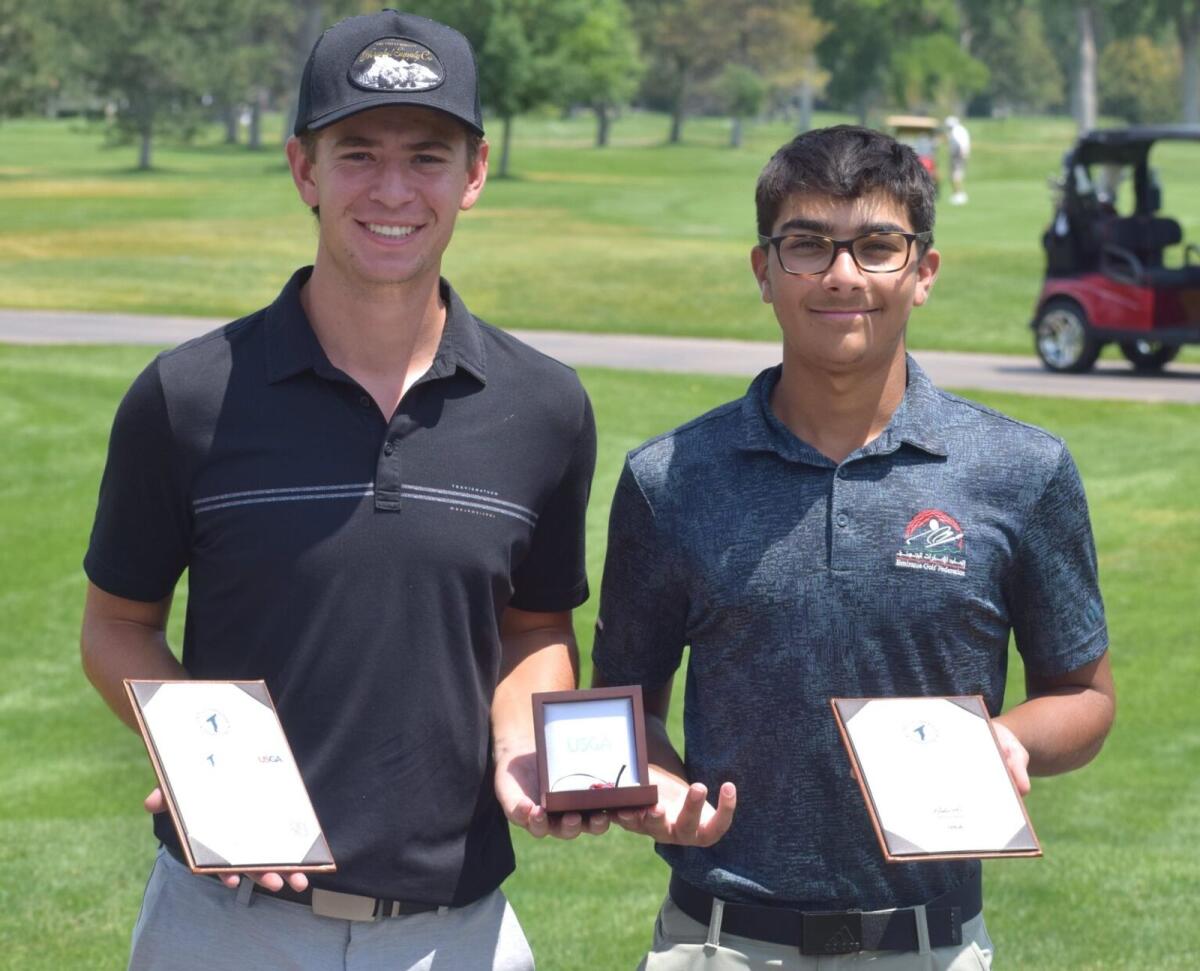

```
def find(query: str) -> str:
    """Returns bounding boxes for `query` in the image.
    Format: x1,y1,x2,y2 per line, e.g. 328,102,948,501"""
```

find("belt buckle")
800,910,863,955
311,887,379,922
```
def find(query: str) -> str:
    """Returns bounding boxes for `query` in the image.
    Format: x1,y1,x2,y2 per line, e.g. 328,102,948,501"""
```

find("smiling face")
286,105,487,296
751,190,938,376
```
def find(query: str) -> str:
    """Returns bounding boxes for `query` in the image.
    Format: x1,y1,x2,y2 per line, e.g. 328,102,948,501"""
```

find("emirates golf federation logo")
350,38,445,92
895,509,967,577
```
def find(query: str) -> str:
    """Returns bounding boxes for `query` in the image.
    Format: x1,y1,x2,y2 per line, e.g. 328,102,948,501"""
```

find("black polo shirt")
85,267,595,905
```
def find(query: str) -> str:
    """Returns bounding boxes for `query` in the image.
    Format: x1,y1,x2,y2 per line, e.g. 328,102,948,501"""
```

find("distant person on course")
81,10,599,970
592,124,1115,970
946,115,971,205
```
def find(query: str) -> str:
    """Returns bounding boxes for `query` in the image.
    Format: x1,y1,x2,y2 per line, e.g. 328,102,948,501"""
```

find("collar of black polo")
263,267,487,387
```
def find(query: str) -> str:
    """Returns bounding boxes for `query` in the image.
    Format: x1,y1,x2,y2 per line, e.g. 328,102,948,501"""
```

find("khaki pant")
128,846,535,971
637,896,993,971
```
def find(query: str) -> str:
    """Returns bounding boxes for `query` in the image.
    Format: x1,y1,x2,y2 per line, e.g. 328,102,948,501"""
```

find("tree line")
1,0,1198,172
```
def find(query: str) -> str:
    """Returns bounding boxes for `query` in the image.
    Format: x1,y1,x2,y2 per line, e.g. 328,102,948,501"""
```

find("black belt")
163,842,439,920
668,872,981,956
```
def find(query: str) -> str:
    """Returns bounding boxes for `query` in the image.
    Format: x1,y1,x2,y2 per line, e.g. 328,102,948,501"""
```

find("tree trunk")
280,92,294,144
286,0,326,137
956,0,973,53
730,115,743,148
138,124,153,171
668,68,688,144
224,104,239,144
799,54,816,132
1075,2,1097,132
249,89,267,150
499,114,513,178
1180,9,1200,124
594,105,610,148
668,109,683,143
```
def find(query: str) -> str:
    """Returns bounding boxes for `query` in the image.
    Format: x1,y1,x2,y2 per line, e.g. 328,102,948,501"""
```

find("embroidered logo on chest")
894,509,967,577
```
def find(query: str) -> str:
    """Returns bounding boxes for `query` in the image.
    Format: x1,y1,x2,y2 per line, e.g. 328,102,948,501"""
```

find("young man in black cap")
82,10,598,969
593,125,1114,969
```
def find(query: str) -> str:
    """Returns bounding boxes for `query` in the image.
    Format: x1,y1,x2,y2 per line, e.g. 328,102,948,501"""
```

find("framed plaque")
125,679,336,875
832,696,1041,862
532,685,659,813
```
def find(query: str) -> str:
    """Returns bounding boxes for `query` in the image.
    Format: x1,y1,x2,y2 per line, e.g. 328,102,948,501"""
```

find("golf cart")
1033,126,1200,372
887,115,940,193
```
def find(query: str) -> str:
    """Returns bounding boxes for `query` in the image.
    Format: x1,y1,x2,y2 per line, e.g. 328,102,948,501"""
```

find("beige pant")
129,846,535,971
637,896,993,971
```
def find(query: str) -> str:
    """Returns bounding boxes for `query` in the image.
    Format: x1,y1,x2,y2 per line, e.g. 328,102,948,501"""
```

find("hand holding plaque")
532,686,658,813
125,680,335,875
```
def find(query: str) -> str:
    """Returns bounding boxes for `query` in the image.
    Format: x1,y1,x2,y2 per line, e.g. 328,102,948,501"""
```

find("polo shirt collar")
883,356,949,457
427,279,488,385
737,354,949,464
264,267,326,383
264,267,487,386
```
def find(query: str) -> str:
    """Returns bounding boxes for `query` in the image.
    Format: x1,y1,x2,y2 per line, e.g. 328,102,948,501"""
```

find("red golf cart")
1032,126,1200,372
887,115,940,194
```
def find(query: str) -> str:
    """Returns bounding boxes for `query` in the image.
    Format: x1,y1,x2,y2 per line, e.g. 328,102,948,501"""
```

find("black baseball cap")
294,9,484,137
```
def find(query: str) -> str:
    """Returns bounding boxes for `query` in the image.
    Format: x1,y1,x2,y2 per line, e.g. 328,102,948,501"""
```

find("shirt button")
383,441,395,456
836,513,849,528
359,395,371,408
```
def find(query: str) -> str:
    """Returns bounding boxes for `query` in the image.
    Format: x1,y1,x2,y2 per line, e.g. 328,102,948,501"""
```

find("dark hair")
755,125,935,242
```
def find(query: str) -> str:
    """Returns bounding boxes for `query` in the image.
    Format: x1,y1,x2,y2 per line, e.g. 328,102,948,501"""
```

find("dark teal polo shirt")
593,358,1107,911
86,267,595,905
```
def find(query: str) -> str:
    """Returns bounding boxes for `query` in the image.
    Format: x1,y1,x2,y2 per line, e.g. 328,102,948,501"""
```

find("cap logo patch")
350,37,445,93
894,508,966,577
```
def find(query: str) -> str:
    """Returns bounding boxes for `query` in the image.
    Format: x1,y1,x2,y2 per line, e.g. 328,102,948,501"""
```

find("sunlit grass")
1,345,1197,969
8,111,1200,360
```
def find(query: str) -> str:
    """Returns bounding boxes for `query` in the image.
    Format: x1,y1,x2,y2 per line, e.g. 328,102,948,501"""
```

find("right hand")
612,769,736,847
143,788,309,893
493,751,612,840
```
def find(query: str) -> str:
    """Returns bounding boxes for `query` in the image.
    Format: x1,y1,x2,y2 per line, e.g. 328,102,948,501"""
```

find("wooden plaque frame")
125,679,336,875
532,685,658,813
832,695,1042,863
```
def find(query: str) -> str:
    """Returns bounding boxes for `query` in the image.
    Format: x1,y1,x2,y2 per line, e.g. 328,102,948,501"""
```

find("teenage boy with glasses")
593,125,1115,970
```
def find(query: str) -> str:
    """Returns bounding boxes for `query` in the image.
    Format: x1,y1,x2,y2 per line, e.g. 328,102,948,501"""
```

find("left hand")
991,721,1031,795
494,751,611,840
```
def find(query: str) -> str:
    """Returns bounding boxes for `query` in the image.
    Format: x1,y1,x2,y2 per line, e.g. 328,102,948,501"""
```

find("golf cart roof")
1073,125,1200,165
886,115,938,132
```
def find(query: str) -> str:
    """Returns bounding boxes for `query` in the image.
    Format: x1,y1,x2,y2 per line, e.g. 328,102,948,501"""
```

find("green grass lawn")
0,344,1196,969
4,110,1200,361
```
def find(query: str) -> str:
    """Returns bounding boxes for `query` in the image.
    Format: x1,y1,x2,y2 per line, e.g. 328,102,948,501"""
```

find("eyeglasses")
758,231,932,275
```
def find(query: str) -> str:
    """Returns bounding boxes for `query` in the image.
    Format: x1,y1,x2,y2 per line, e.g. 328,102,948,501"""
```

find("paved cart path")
2,308,1198,404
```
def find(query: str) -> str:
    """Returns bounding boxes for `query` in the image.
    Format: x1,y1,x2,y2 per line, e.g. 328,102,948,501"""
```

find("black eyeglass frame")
757,231,933,275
